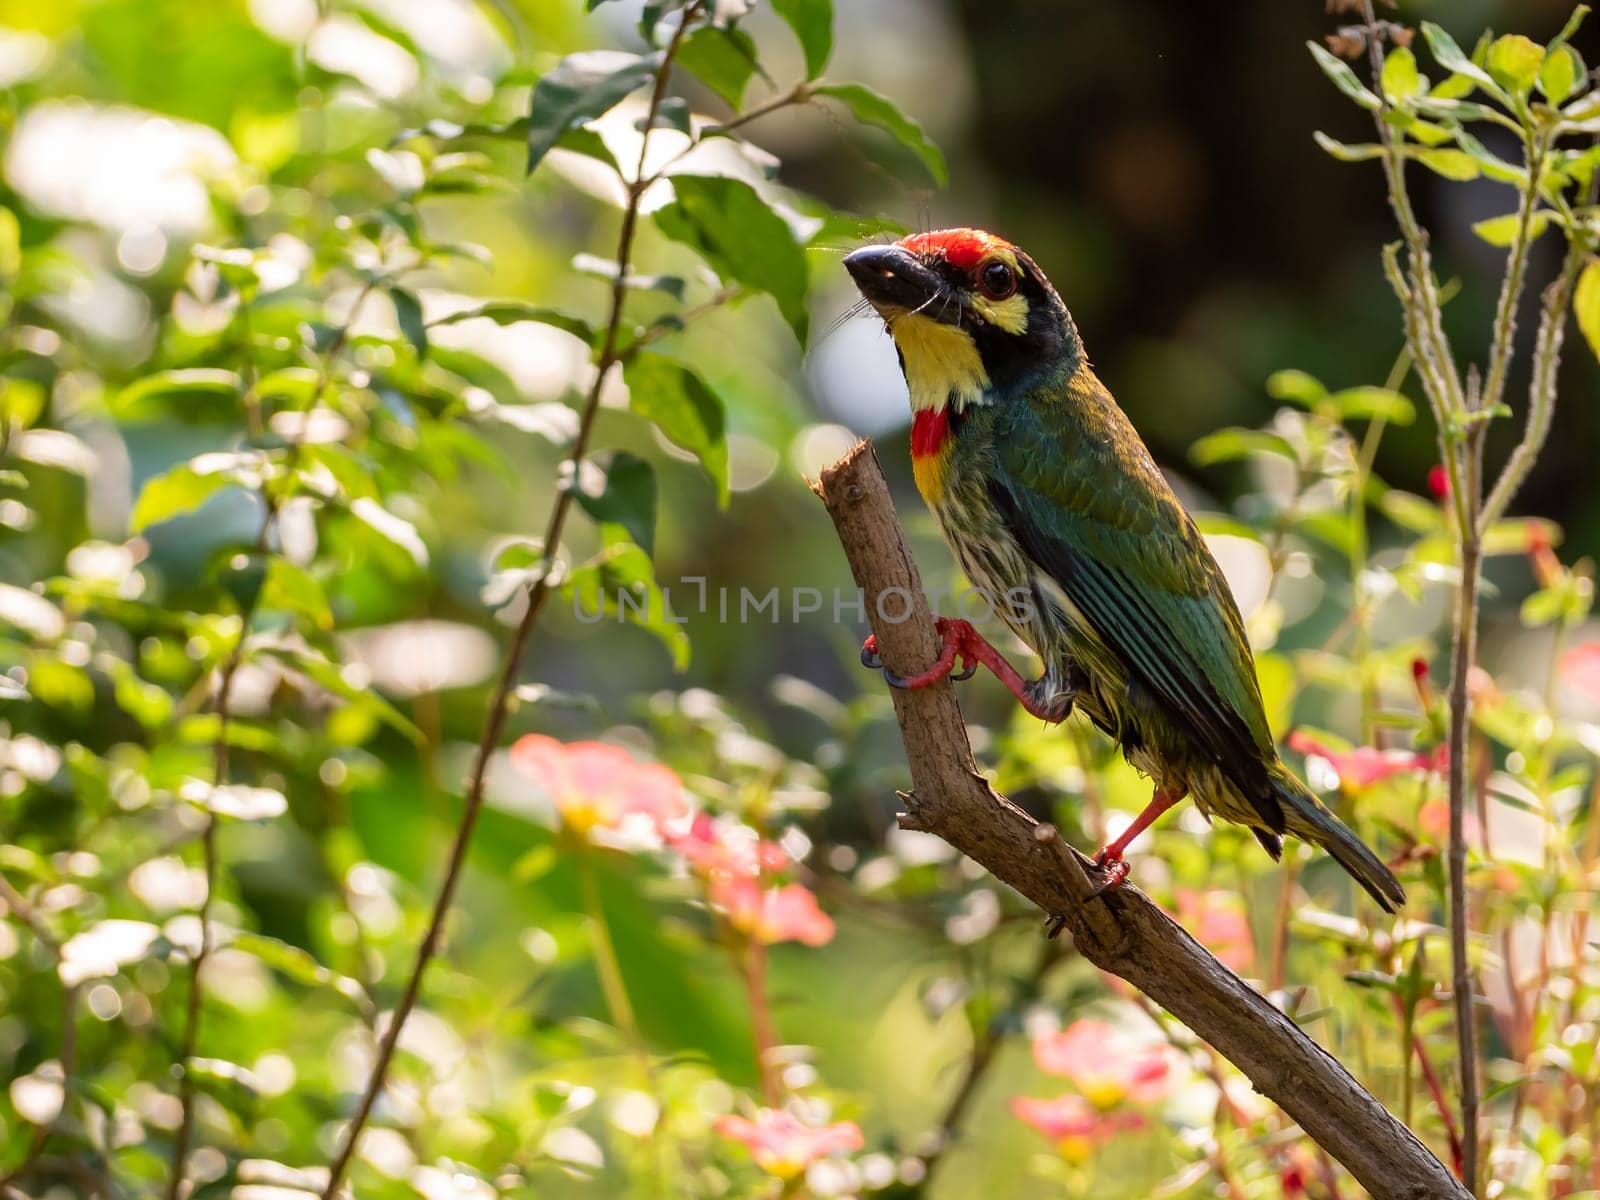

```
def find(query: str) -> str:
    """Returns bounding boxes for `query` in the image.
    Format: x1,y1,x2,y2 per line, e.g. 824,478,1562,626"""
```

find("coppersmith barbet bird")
843,228,1404,911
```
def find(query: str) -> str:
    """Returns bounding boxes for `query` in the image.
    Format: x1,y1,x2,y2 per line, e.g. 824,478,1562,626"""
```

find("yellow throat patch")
889,314,989,413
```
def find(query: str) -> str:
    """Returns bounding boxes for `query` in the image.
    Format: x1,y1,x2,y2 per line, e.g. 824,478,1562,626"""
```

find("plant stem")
577,848,645,1053
1480,238,1591,530
1447,526,1481,1195
316,11,702,1195
740,937,780,1104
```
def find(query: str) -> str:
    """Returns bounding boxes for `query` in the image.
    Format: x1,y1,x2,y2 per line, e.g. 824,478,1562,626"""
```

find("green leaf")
1419,22,1500,95
1539,44,1583,104
1413,147,1480,181
233,931,371,1013
811,82,948,186
389,286,427,359
653,175,809,344
1189,428,1297,467
429,302,596,344
114,369,243,421
565,541,690,670
1486,34,1544,96
0,379,44,429
1381,490,1445,535
1453,130,1528,185
132,454,258,532
571,253,685,298
1313,132,1385,162
1381,46,1421,100
1521,586,1567,628
260,559,333,631
349,497,428,567
1429,72,1476,101
555,125,621,173
676,26,759,108
1265,368,1328,407
1471,211,1552,247
773,0,833,80
0,207,19,279
1327,386,1416,425
623,353,727,504
526,51,664,174
1575,258,1600,366
1307,41,1382,112
575,451,657,556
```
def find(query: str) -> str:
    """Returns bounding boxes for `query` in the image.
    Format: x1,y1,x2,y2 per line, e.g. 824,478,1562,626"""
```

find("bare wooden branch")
810,440,1468,1200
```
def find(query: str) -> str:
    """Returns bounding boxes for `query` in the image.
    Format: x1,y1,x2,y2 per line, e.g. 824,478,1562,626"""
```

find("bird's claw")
860,633,975,687
1088,850,1130,901
860,635,883,670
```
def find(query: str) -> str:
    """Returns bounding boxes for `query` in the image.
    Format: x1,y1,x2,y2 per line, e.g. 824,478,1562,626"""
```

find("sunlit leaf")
564,541,690,669
773,0,833,79
575,451,657,555
1190,428,1297,467
1413,148,1479,181
1265,369,1327,407
1307,41,1382,112
389,285,427,358
1327,386,1416,424
1381,46,1421,101
623,353,727,504
1471,211,1552,247
430,302,596,345
811,82,948,186
1539,44,1583,105
1419,22,1500,96
654,175,809,344
1313,132,1385,163
1486,34,1544,96
677,25,759,108
1575,258,1600,366
526,51,664,174
114,369,242,421
131,453,260,532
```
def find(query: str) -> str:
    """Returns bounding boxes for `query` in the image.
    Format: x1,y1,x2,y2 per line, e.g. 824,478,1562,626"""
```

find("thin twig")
316,11,704,1195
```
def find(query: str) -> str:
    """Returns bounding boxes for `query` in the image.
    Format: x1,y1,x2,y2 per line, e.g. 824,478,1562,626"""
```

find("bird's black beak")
844,244,949,318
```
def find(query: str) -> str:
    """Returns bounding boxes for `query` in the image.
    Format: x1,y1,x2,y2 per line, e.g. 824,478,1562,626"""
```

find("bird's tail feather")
1270,764,1405,913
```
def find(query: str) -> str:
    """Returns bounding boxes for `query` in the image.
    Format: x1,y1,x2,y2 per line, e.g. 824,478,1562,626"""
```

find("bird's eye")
978,259,1016,300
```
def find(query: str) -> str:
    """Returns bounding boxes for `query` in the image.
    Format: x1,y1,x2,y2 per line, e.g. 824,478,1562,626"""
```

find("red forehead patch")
898,228,1012,271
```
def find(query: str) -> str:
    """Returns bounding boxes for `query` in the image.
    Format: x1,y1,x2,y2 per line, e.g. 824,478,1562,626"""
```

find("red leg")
1092,787,1184,893
864,618,1066,723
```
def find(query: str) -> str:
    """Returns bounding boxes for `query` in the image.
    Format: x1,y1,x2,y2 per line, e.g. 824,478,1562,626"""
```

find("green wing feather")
987,372,1284,831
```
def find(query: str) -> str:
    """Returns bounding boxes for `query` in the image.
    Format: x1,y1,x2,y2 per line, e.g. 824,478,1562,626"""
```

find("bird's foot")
859,632,975,681
1089,847,1132,899
861,618,1068,723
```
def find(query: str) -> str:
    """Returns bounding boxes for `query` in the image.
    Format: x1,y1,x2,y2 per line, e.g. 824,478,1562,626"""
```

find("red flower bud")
1426,465,1450,501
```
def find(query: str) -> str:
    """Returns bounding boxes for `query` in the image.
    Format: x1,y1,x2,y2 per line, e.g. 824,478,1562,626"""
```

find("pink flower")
715,1108,863,1179
1562,643,1600,706
1174,890,1254,973
710,877,834,947
1030,1019,1175,1108
1010,1094,1143,1163
509,736,687,837
1287,731,1444,791
669,812,788,880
